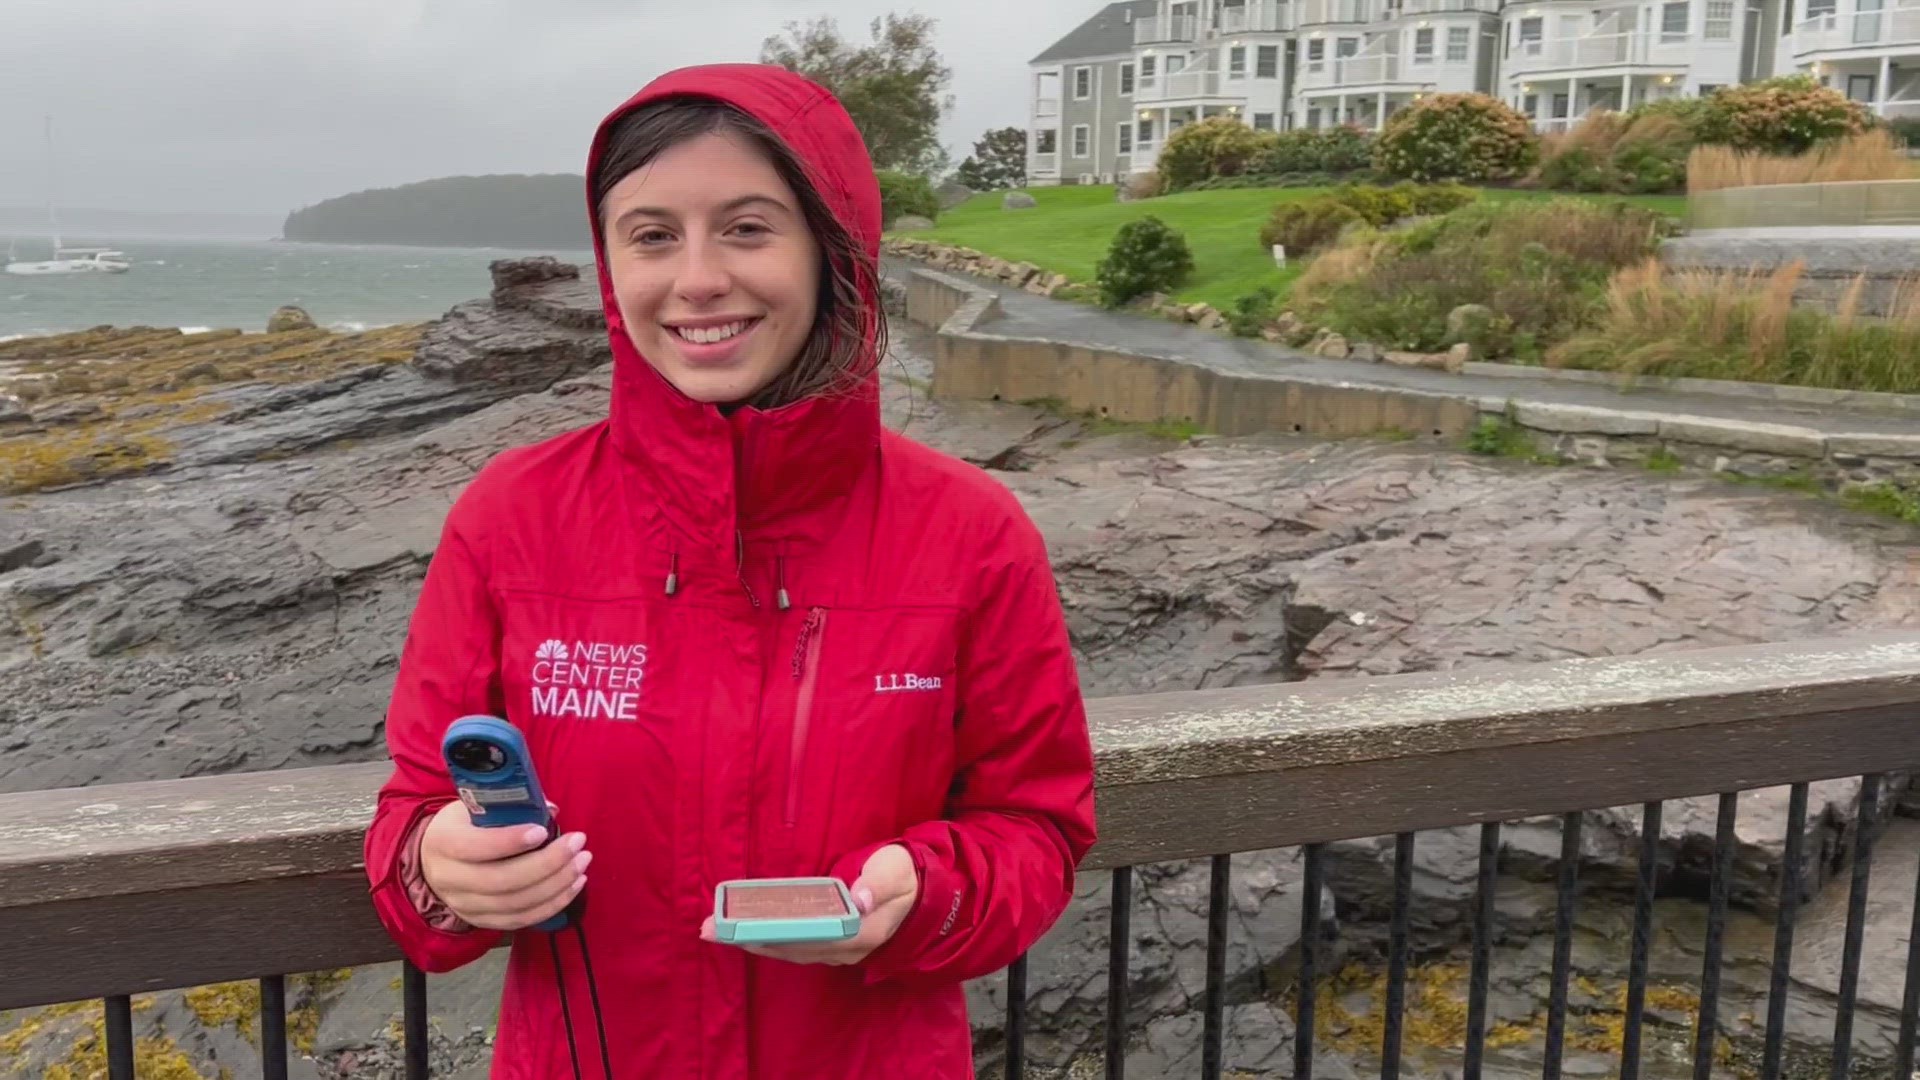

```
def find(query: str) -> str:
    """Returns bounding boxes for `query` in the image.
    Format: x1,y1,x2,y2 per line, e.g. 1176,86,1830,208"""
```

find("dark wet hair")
590,97,884,411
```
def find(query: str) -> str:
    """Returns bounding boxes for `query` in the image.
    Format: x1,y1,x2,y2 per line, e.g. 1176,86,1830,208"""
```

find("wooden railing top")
5,630,1918,911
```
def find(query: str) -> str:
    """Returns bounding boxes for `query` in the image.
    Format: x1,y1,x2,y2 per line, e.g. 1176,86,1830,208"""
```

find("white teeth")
674,320,750,345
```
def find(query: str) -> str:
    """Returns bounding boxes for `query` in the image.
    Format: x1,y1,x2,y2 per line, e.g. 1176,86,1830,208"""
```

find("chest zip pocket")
785,607,827,828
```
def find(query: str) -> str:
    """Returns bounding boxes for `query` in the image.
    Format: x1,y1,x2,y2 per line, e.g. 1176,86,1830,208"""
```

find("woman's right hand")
418,800,591,931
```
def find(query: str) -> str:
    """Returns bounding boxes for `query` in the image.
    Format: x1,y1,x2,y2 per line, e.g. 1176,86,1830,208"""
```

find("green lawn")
892,183,1688,311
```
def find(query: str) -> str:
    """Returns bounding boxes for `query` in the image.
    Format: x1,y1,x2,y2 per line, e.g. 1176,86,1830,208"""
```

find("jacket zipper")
784,607,826,828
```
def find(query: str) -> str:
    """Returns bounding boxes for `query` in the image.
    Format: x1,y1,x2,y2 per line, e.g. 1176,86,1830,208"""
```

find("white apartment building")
1028,0,1911,180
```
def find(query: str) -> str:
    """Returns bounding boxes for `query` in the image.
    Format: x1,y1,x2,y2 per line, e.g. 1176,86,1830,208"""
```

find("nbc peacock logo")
536,639,569,664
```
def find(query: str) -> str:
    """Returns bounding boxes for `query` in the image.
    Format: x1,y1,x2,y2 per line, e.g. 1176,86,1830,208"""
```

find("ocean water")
1,236,596,340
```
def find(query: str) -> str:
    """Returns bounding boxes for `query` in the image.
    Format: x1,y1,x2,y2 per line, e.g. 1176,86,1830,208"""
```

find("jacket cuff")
834,839,963,984
398,804,473,934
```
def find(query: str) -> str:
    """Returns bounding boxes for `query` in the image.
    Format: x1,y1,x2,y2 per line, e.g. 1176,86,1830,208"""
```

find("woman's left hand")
699,844,919,965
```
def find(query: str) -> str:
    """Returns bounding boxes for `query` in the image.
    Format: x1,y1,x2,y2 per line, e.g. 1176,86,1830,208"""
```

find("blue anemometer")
441,714,575,932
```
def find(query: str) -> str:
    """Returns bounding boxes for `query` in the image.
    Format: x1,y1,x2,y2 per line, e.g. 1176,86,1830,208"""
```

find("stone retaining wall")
900,266,1920,496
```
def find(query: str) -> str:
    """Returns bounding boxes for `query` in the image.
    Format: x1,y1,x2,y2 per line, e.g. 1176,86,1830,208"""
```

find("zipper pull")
791,607,823,677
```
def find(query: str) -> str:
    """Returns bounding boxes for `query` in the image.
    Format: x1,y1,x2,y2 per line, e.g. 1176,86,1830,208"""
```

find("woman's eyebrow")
612,194,791,233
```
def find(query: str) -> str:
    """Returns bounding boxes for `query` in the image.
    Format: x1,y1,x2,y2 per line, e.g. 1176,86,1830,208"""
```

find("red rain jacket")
363,64,1098,1079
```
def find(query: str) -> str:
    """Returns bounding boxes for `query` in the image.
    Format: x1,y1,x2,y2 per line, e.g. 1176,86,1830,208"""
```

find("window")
1447,26,1471,60
1253,111,1276,130
1073,66,1093,98
1137,116,1156,144
1414,27,1435,61
1337,36,1360,56
1117,122,1134,153
1072,124,1090,157
1662,1,1689,38
1523,93,1540,117
1119,62,1135,95
1704,0,1733,36
1307,38,1326,65
1230,45,1247,76
1035,129,1058,153
1257,44,1280,77
1140,55,1157,83
1519,16,1544,54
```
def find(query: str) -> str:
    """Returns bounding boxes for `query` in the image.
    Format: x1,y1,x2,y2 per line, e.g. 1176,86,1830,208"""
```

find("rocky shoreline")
2,258,1917,1078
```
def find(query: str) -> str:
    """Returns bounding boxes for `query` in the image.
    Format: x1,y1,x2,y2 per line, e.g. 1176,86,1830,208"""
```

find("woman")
363,62,1098,1079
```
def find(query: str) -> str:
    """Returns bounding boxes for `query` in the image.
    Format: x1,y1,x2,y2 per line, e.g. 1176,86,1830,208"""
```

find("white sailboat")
4,117,131,277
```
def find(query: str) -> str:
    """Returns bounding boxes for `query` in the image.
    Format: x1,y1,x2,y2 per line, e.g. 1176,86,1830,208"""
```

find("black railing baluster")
1006,954,1028,1080
104,994,134,1080
1544,812,1583,1080
1894,834,1920,1080
1830,773,1881,1080
1464,822,1500,1080
1693,792,1737,1080
404,960,429,1080
1203,853,1231,1080
1107,866,1133,1080
1297,842,1324,1080
261,974,288,1080
1761,782,1811,1080
1381,832,1414,1080
1621,801,1662,1080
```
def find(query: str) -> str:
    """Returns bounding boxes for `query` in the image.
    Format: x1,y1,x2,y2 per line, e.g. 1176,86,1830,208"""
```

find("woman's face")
600,131,821,406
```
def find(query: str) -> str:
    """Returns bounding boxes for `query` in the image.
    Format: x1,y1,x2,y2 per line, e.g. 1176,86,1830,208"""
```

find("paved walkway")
884,257,1920,439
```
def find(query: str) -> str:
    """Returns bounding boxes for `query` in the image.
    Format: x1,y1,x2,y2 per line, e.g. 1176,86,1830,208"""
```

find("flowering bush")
1694,75,1872,153
1156,116,1268,190
1374,94,1540,182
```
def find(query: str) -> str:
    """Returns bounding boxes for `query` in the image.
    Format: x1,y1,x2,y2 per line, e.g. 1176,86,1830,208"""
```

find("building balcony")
1219,0,1296,33
1135,13,1200,43
1298,52,1419,88
1786,2,1920,57
1502,31,1694,77
1296,0,1374,26
1297,0,1497,24
1134,68,1238,101
1035,96,1060,118
1030,152,1058,176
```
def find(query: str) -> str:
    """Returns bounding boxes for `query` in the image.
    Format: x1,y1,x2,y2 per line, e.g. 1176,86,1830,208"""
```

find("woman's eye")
730,222,769,238
632,228,672,246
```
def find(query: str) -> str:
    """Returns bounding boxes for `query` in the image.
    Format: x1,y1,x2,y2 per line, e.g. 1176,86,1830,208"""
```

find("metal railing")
3,633,1920,1079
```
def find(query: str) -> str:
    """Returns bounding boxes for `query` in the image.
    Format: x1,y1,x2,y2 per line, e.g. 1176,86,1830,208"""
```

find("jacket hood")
583,63,885,552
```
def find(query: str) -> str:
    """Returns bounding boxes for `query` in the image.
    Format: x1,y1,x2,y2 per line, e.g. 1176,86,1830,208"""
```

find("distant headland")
280,174,593,250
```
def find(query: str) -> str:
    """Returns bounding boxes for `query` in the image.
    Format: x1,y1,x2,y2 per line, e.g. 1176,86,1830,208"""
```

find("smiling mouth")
667,318,761,345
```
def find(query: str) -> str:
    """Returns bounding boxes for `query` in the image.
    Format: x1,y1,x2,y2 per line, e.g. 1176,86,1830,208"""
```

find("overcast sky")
0,0,1089,216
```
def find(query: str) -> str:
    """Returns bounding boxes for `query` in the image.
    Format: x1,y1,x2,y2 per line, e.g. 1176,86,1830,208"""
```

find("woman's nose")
675,238,731,302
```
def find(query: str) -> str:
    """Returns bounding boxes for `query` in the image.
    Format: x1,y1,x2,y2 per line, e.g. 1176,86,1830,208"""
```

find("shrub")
1375,93,1538,182
1292,199,1672,358
1891,116,1920,148
1688,128,1914,192
876,170,938,227
1694,75,1872,153
1549,260,1920,394
1535,110,1696,194
1251,128,1377,175
1094,216,1195,307
1259,198,1367,256
1227,286,1281,337
1404,182,1478,215
1156,115,1266,191
1121,171,1165,201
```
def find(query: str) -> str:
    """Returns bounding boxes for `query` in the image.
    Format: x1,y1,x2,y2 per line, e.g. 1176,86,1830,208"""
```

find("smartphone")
712,877,861,945
441,714,575,932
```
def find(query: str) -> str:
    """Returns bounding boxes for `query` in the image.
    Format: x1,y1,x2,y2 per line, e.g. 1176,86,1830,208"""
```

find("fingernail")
566,832,587,853
574,851,593,874
522,826,547,845
855,886,876,913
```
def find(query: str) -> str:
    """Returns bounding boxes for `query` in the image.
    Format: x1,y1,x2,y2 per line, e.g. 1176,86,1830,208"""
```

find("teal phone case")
713,877,861,945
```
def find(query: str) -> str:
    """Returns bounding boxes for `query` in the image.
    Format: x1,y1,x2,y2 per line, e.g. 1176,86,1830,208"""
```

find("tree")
952,127,1028,190
761,13,954,177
